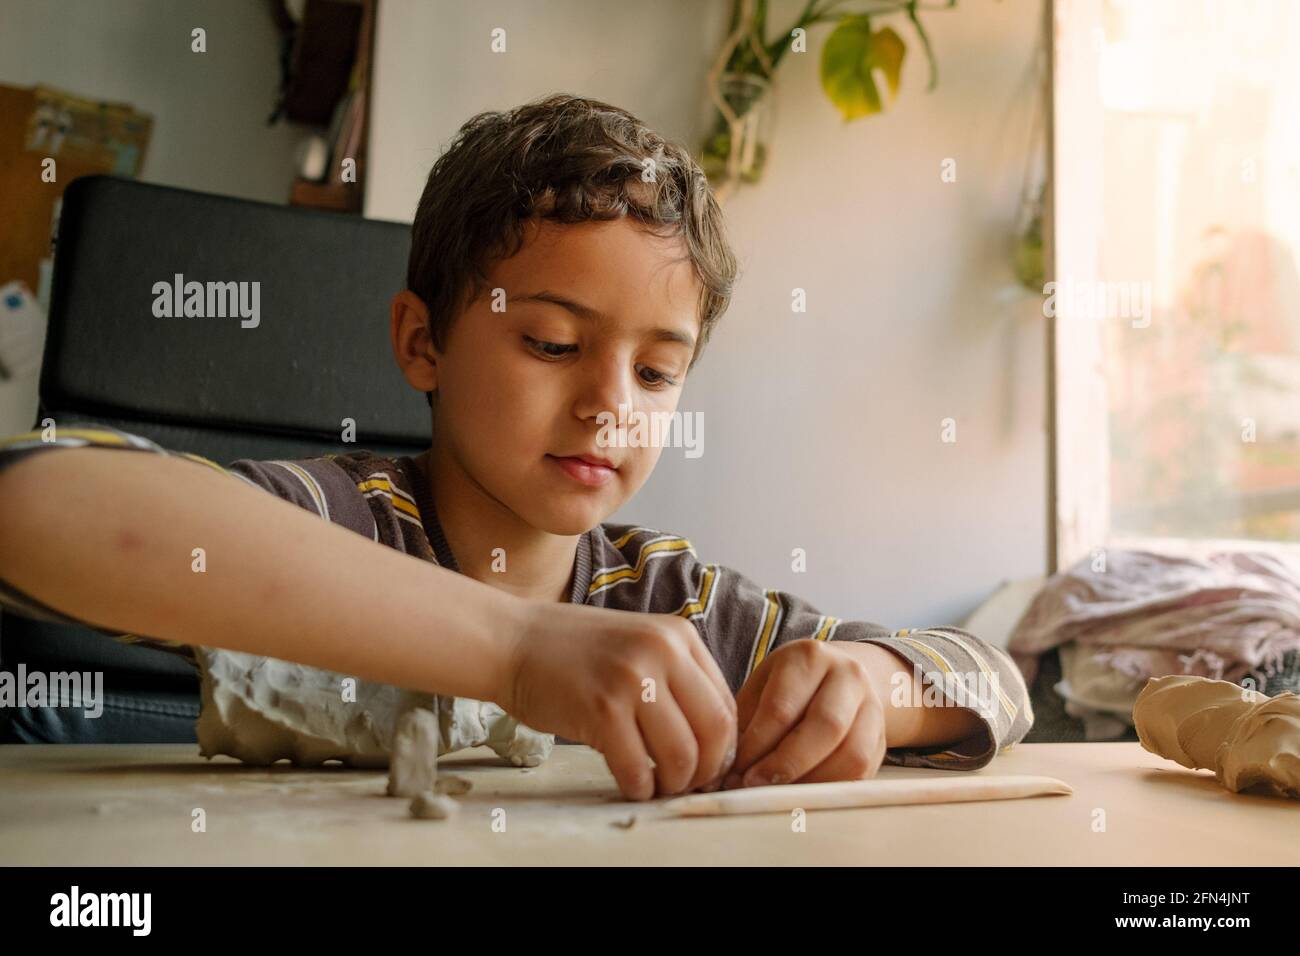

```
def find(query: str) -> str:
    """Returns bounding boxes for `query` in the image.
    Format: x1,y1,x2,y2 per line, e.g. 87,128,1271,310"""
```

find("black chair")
0,174,425,744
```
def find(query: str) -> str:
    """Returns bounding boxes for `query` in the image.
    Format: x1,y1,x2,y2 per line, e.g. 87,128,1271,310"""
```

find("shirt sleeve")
0,422,370,657
677,555,1034,771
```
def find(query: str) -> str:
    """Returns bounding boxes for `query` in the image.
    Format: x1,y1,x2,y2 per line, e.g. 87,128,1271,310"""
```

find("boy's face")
402,216,703,536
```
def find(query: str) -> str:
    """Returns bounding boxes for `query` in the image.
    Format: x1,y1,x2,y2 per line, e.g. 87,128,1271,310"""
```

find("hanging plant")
702,0,957,200
1013,27,1048,291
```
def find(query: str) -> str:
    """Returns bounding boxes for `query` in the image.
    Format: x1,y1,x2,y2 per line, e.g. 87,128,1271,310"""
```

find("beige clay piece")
1133,674,1300,799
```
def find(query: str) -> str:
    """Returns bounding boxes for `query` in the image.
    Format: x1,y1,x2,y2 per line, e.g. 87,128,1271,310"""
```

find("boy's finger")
731,660,825,775
684,629,738,721
635,694,700,796
741,669,865,787
595,710,657,801
733,655,776,736
797,701,886,784
668,664,738,791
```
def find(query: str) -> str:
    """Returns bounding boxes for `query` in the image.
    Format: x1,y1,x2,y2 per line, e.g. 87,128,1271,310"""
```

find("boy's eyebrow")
514,290,696,349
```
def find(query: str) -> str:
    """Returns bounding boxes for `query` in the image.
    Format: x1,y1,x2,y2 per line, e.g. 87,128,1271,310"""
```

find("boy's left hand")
722,639,887,789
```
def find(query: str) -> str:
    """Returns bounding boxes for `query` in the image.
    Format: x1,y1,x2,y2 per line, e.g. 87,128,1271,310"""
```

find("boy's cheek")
626,442,665,481
612,458,656,505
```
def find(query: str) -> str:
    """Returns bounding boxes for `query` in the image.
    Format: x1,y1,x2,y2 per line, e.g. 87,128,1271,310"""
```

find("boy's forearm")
839,641,984,747
0,448,524,703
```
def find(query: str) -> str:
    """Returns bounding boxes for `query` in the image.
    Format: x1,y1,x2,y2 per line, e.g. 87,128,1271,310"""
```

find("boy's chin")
522,501,614,537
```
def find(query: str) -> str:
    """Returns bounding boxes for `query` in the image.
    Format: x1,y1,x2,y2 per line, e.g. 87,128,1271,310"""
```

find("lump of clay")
387,708,441,798
195,647,553,769
1218,695,1300,796
1132,674,1250,770
434,774,472,795
410,791,459,820
484,702,553,767
435,695,553,768
1133,674,1300,799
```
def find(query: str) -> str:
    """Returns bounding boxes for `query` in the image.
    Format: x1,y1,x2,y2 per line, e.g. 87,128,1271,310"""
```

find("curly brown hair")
407,93,738,407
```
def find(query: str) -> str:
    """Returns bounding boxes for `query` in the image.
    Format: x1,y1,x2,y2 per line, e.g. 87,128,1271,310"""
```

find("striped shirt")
0,424,1033,769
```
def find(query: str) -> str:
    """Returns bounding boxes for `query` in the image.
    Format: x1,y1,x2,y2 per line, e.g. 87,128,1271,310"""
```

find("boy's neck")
414,446,582,605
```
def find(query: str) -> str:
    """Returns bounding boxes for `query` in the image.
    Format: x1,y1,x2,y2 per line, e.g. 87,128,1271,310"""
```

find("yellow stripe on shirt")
675,563,719,620
588,537,694,593
922,627,1019,723
897,635,955,674
355,477,423,521
812,615,839,641
0,427,137,449
175,451,232,476
610,526,665,549
746,590,784,676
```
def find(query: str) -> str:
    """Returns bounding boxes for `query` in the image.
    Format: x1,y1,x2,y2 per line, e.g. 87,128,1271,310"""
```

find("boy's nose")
572,357,636,423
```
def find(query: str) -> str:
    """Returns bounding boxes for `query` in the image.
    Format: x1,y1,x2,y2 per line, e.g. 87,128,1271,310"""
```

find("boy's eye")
524,335,678,387
637,364,678,388
524,335,577,359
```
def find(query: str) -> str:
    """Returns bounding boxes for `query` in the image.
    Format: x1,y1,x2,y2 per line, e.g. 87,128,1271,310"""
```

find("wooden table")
1,742,1296,865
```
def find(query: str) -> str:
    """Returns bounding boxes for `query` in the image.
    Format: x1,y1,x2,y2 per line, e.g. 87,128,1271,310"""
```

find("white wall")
368,0,1048,628
366,0,725,222
0,0,305,203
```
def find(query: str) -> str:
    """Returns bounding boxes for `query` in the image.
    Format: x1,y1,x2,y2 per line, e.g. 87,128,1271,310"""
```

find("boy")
0,94,1032,802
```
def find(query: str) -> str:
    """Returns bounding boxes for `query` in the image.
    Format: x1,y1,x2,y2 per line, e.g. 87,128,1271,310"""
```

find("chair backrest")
1,175,424,743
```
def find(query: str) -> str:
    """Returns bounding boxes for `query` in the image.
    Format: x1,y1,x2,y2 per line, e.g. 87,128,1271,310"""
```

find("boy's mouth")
546,453,617,488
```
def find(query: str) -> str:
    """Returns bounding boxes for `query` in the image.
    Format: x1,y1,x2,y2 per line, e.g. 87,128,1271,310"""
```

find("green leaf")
820,17,907,121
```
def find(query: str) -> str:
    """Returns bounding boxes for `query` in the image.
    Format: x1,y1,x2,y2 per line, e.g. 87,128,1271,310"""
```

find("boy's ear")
390,290,439,396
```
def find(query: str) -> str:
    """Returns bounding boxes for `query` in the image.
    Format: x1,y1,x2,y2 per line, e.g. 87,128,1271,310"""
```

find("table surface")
1,742,1296,865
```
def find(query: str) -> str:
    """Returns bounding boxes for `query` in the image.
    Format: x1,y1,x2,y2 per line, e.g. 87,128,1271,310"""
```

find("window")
1052,0,1300,566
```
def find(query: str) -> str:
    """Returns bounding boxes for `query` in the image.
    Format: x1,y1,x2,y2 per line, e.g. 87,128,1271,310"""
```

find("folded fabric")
1009,549,1300,694
1055,642,1145,740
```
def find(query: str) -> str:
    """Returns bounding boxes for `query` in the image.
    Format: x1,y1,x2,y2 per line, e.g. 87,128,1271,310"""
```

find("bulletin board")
0,83,152,294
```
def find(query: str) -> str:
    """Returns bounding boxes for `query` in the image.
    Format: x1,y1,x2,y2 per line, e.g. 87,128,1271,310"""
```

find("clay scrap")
387,708,441,798
410,792,459,820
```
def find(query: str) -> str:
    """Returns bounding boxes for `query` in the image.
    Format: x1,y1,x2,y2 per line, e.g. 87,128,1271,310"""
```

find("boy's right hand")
498,602,738,802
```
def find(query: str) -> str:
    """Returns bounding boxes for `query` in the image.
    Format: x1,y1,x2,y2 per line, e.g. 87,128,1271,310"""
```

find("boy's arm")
675,558,1034,771
828,625,1035,765
0,432,522,702
0,428,738,800
832,639,987,746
